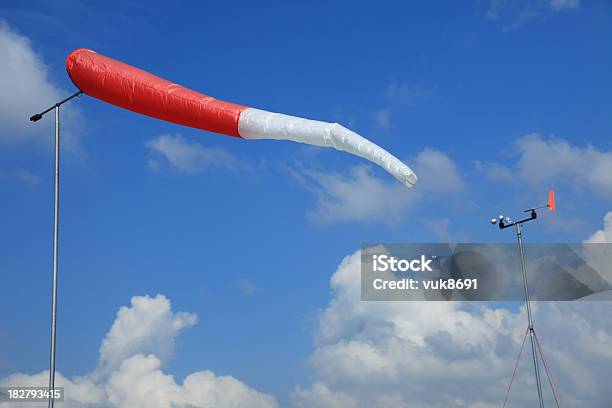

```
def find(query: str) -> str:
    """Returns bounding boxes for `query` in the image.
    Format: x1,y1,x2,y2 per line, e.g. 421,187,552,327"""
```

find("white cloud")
145,134,244,174
550,0,580,11
372,110,391,129
0,20,81,150
372,81,433,129
15,167,41,185
103,353,277,408
1,294,277,408
486,0,579,30
474,161,514,182
298,165,417,224
292,249,612,407
478,134,612,198
422,218,451,241
372,82,432,129
0,370,103,408
295,148,463,224
585,212,612,244
486,0,541,29
414,149,463,193
237,277,256,295
178,368,276,408
96,294,197,376
386,82,431,103
487,0,508,20
104,354,181,408
0,167,43,185
291,383,357,408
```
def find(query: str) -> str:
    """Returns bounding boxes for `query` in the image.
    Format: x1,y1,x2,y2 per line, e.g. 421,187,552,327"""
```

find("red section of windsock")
66,49,247,137
548,189,556,211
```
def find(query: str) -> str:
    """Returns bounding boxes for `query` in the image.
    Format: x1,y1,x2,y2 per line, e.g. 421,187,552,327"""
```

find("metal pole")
515,222,545,408
48,105,60,408
30,90,82,408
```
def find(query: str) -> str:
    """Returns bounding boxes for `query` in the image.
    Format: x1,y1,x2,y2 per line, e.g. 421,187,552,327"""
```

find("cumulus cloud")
145,134,244,174
584,212,612,244
291,383,357,408
414,149,463,193
296,165,417,224
292,249,612,407
0,20,81,150
295,148,463,224
478,134,612,198
104,354,276,408
0,370,103,408
0,294,276,408
474,160,514,182
96,294,197,376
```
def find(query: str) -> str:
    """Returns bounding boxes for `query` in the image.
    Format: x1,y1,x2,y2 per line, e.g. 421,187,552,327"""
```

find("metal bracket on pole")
30,91,82,122
29,90,82,408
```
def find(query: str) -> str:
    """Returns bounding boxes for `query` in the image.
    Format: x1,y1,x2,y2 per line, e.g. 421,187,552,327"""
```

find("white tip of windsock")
238,108,417,188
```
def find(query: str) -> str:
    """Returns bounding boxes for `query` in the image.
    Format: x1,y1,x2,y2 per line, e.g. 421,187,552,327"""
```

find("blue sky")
1,1,612,407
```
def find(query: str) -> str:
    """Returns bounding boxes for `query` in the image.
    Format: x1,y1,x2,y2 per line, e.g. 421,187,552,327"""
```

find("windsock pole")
30,90,82,408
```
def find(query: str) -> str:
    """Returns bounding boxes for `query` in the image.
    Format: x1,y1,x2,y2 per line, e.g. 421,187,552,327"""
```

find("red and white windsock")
66,49,417,187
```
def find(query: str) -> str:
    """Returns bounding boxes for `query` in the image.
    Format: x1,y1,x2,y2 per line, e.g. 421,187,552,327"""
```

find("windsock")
66,49,417,187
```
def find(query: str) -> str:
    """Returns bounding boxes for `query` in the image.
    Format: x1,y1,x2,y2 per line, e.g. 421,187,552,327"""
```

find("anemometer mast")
492,190,561,408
